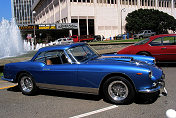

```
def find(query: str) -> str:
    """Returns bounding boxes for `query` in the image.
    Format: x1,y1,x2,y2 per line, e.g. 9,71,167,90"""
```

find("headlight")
149,71,153,78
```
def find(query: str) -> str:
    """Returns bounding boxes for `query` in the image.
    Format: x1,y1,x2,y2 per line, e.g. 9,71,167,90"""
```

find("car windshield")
138,30,144,34
66,45,100,62
134,38,150,45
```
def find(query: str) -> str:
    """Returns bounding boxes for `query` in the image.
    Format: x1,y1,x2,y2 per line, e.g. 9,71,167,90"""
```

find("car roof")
31,43,86,61
149,34,176,40
38,42,86,52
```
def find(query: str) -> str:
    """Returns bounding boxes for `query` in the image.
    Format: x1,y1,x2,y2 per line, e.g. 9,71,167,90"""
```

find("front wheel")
18,73,37,95
103,76,135,104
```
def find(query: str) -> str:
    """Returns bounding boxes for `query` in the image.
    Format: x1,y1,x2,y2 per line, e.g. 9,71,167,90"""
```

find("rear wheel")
103,76,135,104
137,52,151,56
18,73,37,95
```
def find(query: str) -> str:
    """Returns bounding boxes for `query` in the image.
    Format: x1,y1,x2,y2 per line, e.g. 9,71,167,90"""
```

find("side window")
34,52,46,63
163,36,176,45
45,51,68,65
150,38,162,46
34,50,69,65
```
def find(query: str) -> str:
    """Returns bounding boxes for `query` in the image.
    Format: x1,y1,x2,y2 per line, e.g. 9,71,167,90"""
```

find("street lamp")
121,8,126,35
32,11,36,49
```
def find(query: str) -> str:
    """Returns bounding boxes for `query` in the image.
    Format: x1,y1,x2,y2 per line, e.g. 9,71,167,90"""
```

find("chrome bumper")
138,79,167,96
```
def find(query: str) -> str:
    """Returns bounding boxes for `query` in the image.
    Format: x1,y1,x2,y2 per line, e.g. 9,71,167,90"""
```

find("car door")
161,36,176,61
148,37,168,61
34,50,78,88
146,31,150,37
144,31,149,38
148,36,176,61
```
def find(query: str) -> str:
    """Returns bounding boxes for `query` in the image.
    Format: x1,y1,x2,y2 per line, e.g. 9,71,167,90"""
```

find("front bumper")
138,79,167,96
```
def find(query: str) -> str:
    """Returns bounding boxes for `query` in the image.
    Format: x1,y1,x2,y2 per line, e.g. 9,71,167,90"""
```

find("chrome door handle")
43,68,50,70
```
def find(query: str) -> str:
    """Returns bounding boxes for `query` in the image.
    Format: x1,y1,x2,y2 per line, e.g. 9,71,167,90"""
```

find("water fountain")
0,18,25,59
0,18,57,59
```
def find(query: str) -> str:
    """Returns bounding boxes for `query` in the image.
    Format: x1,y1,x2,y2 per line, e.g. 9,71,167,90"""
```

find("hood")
87,55,152,69
101,54,155,65
98,55,133,62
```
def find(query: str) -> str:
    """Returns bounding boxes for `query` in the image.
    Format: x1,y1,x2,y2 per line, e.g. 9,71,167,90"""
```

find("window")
134,38,150,45
150,38,162,46
67,45,99,62
144,31,148,33
163,36,176,45
34,52,46,63
34,50,69,65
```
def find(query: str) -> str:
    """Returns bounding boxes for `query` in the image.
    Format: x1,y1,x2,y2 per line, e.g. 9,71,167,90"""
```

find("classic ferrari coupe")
2,43,167,104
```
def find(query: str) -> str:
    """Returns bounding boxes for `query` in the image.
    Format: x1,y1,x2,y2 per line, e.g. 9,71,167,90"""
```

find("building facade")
32,0,176,38
11,0,35,24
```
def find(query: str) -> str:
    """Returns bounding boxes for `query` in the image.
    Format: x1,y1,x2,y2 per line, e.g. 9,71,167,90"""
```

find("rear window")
134,38,150,45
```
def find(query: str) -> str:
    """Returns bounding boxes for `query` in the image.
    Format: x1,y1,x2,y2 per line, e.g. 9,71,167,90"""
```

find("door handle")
43,68,50,70
161,47,167,50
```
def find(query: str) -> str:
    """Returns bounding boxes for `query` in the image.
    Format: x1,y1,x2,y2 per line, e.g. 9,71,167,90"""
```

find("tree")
125,9,176,34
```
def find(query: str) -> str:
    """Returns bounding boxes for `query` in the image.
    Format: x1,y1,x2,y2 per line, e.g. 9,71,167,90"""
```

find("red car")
118,34,176,62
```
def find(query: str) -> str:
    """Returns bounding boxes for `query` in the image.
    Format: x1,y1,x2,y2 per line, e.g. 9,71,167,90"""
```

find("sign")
18,23,78,30
19,25,38,30
39,24,56,29
56,23,78,30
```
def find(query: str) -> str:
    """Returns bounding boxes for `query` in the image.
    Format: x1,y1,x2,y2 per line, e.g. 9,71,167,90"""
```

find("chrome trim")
108,80,129,101
138,80,166,93
36,83,99,95
1,77,14,82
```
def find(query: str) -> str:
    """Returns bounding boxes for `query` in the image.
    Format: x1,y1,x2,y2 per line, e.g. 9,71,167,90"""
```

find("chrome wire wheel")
108,81,129,101
20,76,34,93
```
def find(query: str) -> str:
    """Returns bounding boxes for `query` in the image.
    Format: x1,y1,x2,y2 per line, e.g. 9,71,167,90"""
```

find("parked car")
118,34,176,62
71,35,94,42
133,30,156,39
94,35,105,41
54,37,73,45
2,43,167,104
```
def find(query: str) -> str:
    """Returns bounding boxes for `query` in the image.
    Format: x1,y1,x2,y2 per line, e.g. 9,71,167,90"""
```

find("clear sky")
0,0,12,21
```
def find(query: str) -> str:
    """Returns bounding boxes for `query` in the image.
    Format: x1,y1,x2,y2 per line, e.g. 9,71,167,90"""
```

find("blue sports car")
2,43,167,104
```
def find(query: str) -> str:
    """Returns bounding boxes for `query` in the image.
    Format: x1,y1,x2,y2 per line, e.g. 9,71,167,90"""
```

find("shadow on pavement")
134,91,160,104
7,85,20,92
7,85,160,105
7,86,102,101
39,89,102,101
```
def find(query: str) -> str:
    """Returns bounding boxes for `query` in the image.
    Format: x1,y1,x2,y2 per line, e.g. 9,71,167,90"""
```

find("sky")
0,0,12,22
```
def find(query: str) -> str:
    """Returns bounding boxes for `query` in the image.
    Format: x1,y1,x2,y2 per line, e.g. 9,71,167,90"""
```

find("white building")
32,0,176,38
11,0,35,24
